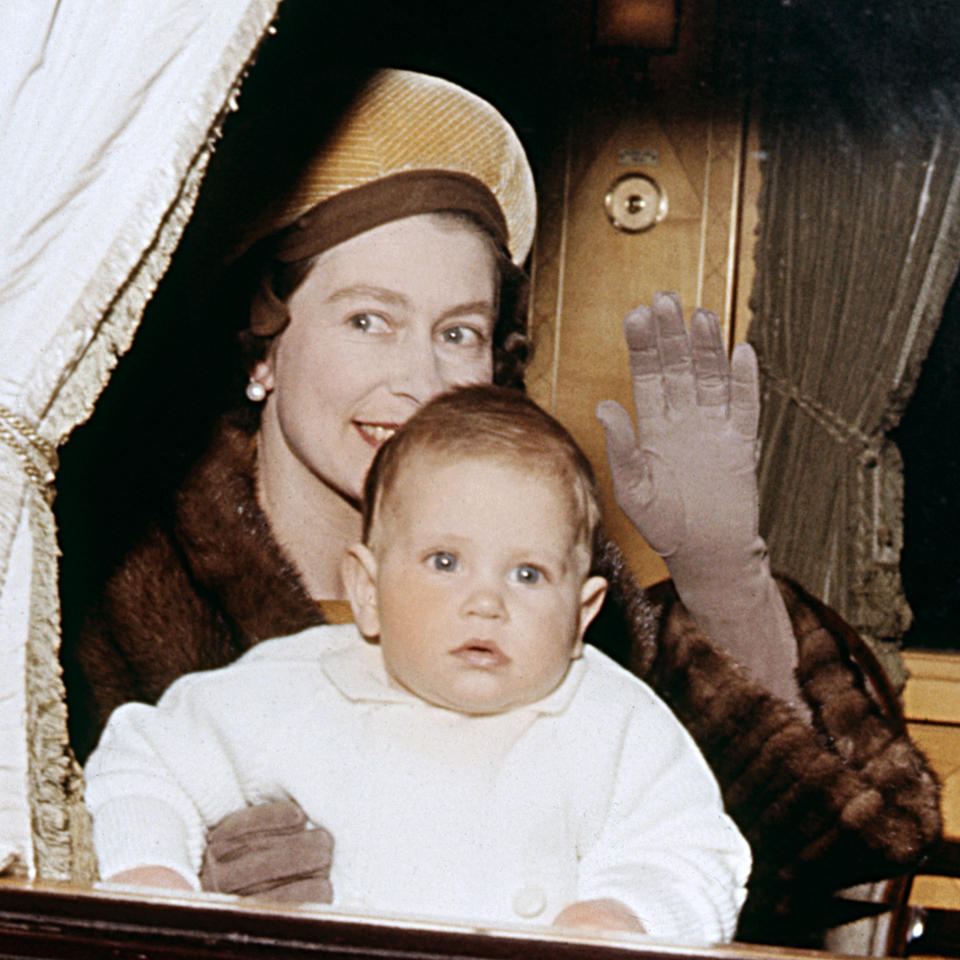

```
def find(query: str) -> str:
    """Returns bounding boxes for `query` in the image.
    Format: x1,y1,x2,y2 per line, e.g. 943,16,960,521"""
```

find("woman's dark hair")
236,211,533,393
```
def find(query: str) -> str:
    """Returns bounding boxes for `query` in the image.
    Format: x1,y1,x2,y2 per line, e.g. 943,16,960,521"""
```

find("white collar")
321,628,586,716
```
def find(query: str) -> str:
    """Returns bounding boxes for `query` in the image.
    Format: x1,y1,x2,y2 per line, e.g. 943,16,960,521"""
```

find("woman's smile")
354,422,400,447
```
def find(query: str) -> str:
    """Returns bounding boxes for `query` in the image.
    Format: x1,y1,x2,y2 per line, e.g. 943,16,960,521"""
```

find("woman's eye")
438,325,484,347
348,312,389,333
510,564,542,585
428,552,458,572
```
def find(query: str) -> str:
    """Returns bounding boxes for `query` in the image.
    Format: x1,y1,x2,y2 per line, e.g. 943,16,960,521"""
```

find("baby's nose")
462,584,507,619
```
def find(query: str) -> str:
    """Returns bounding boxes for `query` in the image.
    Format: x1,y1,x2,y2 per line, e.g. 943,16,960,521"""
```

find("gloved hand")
200,800,334,903
596,292,803,707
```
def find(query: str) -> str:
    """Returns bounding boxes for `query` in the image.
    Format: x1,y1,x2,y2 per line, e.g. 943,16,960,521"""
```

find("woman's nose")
387,333,445,405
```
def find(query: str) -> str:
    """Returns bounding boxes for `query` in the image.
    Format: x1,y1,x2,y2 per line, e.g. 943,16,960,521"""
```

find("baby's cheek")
378,576,438,632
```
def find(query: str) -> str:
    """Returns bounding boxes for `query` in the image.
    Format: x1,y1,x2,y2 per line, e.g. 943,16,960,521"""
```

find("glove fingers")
596,401,654,510
201,801,334,901
597,401,687,554
207,800,306,845
249,876,334,904
206,823,334,863
201,828,333,894
596,399,637,458
729,343,760,439
690,307,730,418
623,305,667,420
652,291,697,413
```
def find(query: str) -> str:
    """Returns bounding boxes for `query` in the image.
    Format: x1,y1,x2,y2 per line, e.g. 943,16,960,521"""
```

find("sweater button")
512,884,547,918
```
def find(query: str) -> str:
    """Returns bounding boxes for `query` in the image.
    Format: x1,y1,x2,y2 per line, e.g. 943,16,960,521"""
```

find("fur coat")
62,414,942,946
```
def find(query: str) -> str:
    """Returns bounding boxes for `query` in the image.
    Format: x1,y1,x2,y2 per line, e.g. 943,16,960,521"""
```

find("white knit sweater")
85,625,750,943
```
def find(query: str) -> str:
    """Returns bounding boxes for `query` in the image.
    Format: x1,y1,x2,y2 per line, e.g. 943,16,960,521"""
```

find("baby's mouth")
451,641,510,669
355,422,399,447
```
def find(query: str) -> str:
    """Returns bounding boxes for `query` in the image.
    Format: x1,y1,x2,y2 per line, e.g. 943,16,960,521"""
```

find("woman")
62,69,940,946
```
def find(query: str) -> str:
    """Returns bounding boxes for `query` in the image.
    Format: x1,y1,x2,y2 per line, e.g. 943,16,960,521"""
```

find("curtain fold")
0,0,282,880
749,88,960,653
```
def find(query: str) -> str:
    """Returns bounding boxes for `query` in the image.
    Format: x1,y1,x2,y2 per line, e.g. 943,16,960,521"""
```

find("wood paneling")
904,652,960,725
902,651,960,917
527,84,759,584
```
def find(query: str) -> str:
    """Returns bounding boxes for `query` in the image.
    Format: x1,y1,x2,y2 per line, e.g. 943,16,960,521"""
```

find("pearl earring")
245,378,267,403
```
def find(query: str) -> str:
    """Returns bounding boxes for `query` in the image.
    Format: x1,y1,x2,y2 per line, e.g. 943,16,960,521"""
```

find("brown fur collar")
172,415,322,642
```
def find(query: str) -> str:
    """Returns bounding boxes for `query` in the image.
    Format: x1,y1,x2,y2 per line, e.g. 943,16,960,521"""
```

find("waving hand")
596,293,802,707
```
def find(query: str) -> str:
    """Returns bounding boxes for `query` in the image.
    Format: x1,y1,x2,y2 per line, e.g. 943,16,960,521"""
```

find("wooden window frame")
0,879,814,960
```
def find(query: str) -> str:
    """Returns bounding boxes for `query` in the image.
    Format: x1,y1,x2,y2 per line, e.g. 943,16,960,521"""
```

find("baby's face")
359,454,606,714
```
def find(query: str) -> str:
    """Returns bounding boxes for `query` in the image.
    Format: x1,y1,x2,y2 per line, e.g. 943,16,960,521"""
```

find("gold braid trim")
0,406,58,505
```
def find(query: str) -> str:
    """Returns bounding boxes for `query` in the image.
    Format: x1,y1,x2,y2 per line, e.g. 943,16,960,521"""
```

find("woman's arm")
596,292,803,707
66,416,330,901
643,576,942,944
591,293,940,941
62,414,321,763
63,521,244,763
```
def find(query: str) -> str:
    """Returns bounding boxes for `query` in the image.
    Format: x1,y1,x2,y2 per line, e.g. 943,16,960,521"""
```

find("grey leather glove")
596,292,803,707
200,800,334,903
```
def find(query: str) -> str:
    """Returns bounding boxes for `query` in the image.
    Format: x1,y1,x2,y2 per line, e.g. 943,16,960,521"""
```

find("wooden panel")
906,720,960,911
903,651,960,725
903,651,960,847
527,86,756,585
733,119,761,347
903,651,960,916
910,875,960,911
907,723,960,846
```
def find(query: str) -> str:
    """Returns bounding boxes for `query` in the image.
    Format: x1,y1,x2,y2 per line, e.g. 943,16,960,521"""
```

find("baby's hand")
553,898,646,933
105,865,193,890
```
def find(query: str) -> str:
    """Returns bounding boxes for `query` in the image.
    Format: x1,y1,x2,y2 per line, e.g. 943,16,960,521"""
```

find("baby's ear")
571,576,608,659
341,544,381,638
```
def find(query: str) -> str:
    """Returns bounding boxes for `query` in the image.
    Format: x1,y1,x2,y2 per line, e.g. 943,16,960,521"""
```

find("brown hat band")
269,169,510,263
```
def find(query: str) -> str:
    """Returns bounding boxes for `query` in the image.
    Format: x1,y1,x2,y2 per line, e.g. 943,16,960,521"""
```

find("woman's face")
256,214,499,505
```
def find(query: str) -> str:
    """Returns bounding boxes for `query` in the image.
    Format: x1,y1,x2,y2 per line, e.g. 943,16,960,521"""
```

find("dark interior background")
894,278,960,649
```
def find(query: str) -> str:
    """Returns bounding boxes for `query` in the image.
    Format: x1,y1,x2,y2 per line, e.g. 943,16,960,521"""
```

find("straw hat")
254,69,535,263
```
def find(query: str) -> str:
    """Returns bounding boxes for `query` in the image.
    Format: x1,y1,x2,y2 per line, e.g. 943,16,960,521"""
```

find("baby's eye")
510,564,543,585
427,551,459,572
348,312,390,334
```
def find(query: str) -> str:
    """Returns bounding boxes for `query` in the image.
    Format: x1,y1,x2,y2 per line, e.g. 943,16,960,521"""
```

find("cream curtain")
749,93,960,652
0,0,281,881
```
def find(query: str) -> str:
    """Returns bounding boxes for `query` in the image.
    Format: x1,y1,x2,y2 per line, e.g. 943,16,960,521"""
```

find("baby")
84,385,750,943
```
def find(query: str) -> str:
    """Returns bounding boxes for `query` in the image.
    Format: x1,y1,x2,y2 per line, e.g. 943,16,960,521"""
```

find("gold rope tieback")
755,358,875,453
0,405,58,506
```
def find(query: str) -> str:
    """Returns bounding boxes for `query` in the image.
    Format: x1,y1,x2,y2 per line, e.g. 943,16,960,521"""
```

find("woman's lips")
355,422,399,448
451,641,510,669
